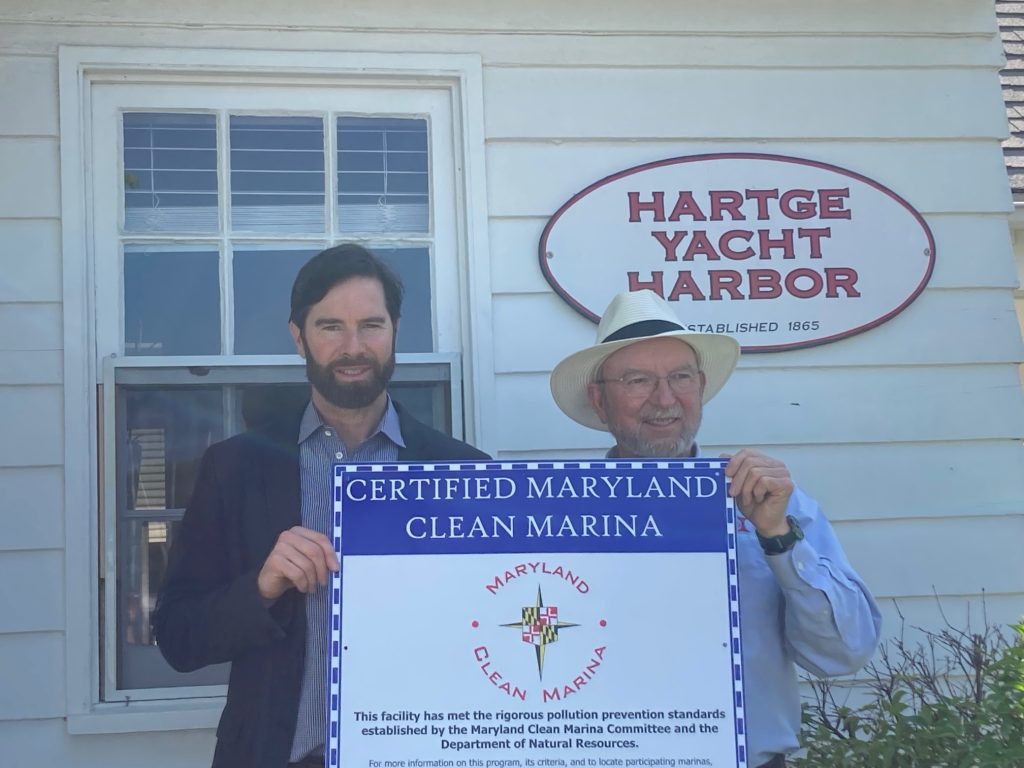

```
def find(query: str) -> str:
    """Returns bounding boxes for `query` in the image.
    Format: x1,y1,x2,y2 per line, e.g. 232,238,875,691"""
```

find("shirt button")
324,430,332,437
335,451,344,460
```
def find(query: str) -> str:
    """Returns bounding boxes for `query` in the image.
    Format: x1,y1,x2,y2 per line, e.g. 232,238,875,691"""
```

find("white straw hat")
550,290,741,431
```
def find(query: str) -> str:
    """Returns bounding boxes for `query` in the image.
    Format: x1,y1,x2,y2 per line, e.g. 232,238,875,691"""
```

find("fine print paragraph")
355,706,727,767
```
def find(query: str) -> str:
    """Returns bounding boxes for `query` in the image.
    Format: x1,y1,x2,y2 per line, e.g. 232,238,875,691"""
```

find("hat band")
601,319,684,344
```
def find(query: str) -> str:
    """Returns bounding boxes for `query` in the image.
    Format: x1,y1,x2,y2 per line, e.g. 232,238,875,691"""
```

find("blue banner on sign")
337,461,729,556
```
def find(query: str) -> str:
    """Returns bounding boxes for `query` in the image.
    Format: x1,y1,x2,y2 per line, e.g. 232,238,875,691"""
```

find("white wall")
0,0,1021,764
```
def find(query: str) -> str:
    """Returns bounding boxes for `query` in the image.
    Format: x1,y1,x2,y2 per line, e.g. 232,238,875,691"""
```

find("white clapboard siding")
0,221,62,303
484,68,1008,141
493,439,1024,522
733,441,1024,523
0,550,63,633
834,516,1024,598
0,22,1004,68
0,56,58,136
485,141,1013,218
490,214,1019,294
0,0,998,35
494,365,1024,452
493,290,1024,372
0,467,64,551
0,719,214,765
0,138,59,217
659,365,1024,447
0,351,62,385
875,594,1024,643
805,593,1024,687
0,304,62,351
0,2,1015,765
0,387,63,466
795,597,1021,691
0,632,64,719
470,34,1005,69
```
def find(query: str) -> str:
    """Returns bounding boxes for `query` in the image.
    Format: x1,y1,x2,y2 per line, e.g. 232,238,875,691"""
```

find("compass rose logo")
501,586,578,680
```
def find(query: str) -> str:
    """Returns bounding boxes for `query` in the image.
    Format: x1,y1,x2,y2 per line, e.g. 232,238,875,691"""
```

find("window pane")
226,381,451,435
124,247,221,355
233,247,319,354
337,117,429,233
123,113,218,233
390,381,451,435
232,246,432,354
117,386,228,690
119,518,231,690
377,247,433,353
230,116,325,233
114,371,452,690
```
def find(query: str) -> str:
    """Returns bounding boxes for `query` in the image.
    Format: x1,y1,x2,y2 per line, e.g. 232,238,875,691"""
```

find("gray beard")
616,429,698,459
609,403,701,459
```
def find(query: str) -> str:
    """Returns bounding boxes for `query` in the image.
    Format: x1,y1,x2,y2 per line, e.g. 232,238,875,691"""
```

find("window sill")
66,699,224,734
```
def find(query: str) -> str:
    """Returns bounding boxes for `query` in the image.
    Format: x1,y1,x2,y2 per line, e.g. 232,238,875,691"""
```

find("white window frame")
59,46,494,733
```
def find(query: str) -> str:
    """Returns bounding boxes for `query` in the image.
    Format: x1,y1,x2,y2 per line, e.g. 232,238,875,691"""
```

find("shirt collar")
606,441,701,459
297,395,406,449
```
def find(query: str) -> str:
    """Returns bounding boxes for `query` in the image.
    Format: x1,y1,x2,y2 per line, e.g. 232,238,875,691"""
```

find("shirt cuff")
763,538,823,591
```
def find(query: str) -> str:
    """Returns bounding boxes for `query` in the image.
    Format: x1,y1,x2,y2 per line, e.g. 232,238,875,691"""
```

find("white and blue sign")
327,460,747,768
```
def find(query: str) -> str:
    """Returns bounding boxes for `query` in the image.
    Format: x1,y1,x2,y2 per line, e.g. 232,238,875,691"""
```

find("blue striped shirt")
289,398,404,762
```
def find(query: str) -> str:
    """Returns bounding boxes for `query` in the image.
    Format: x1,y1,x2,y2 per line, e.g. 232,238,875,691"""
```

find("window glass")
123,112,218,233
337,117,429,233
105,93,453,699
233,247,319,354
124,246,221,355
230,116,326,233
117,385,226,689
376,247,433,353
233,246,433,354
114,375,451,690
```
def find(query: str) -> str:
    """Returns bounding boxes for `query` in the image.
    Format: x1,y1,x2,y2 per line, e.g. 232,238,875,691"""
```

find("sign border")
326,460,747,767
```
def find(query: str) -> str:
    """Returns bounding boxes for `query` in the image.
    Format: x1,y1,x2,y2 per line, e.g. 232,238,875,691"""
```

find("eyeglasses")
595,368,700,398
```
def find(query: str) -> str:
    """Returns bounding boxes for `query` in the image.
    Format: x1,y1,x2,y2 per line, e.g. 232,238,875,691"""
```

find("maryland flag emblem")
502,586,578,679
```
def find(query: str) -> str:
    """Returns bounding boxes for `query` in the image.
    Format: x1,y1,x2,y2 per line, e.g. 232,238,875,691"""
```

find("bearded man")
549,289,881,768
154,244,488,768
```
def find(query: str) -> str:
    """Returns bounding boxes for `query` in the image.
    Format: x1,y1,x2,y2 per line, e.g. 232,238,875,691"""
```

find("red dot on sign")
600,619,607,627
471,620,479,628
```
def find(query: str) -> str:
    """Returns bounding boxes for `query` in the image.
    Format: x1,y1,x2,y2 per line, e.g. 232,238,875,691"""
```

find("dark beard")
304,347,396,410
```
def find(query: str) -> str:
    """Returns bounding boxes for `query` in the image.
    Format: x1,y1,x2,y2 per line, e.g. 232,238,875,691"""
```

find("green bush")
793,609,1024,767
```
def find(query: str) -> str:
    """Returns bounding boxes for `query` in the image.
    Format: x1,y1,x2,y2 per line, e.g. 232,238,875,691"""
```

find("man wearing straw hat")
550,289,881,768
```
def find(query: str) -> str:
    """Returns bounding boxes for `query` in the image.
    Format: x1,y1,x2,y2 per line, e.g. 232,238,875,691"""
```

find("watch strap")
756,515,804,556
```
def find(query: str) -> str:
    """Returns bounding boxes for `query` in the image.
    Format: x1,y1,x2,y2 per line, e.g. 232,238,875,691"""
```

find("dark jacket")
153,399,489,768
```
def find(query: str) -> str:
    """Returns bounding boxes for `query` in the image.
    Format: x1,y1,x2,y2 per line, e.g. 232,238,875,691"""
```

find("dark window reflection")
375,247,432,354
123,112,218,233
337,116,429,233
233,246,433,354
233,249,317,354
117,386,225,689
116,377,450,690
230,115,326,233
124,248,221,356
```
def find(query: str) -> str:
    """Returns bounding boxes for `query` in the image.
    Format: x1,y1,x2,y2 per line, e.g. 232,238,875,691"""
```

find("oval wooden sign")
539,153,935,352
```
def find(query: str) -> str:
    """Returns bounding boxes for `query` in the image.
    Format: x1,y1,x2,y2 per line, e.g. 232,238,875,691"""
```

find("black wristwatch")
756,515,804,556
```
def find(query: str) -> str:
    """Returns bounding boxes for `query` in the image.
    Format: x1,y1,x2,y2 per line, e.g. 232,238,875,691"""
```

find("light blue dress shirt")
605,444,882,766
735,485,882,765
289,398,405,762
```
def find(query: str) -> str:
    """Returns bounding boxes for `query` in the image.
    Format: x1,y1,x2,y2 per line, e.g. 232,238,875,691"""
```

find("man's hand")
721,449,795,536
257,526,340,602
